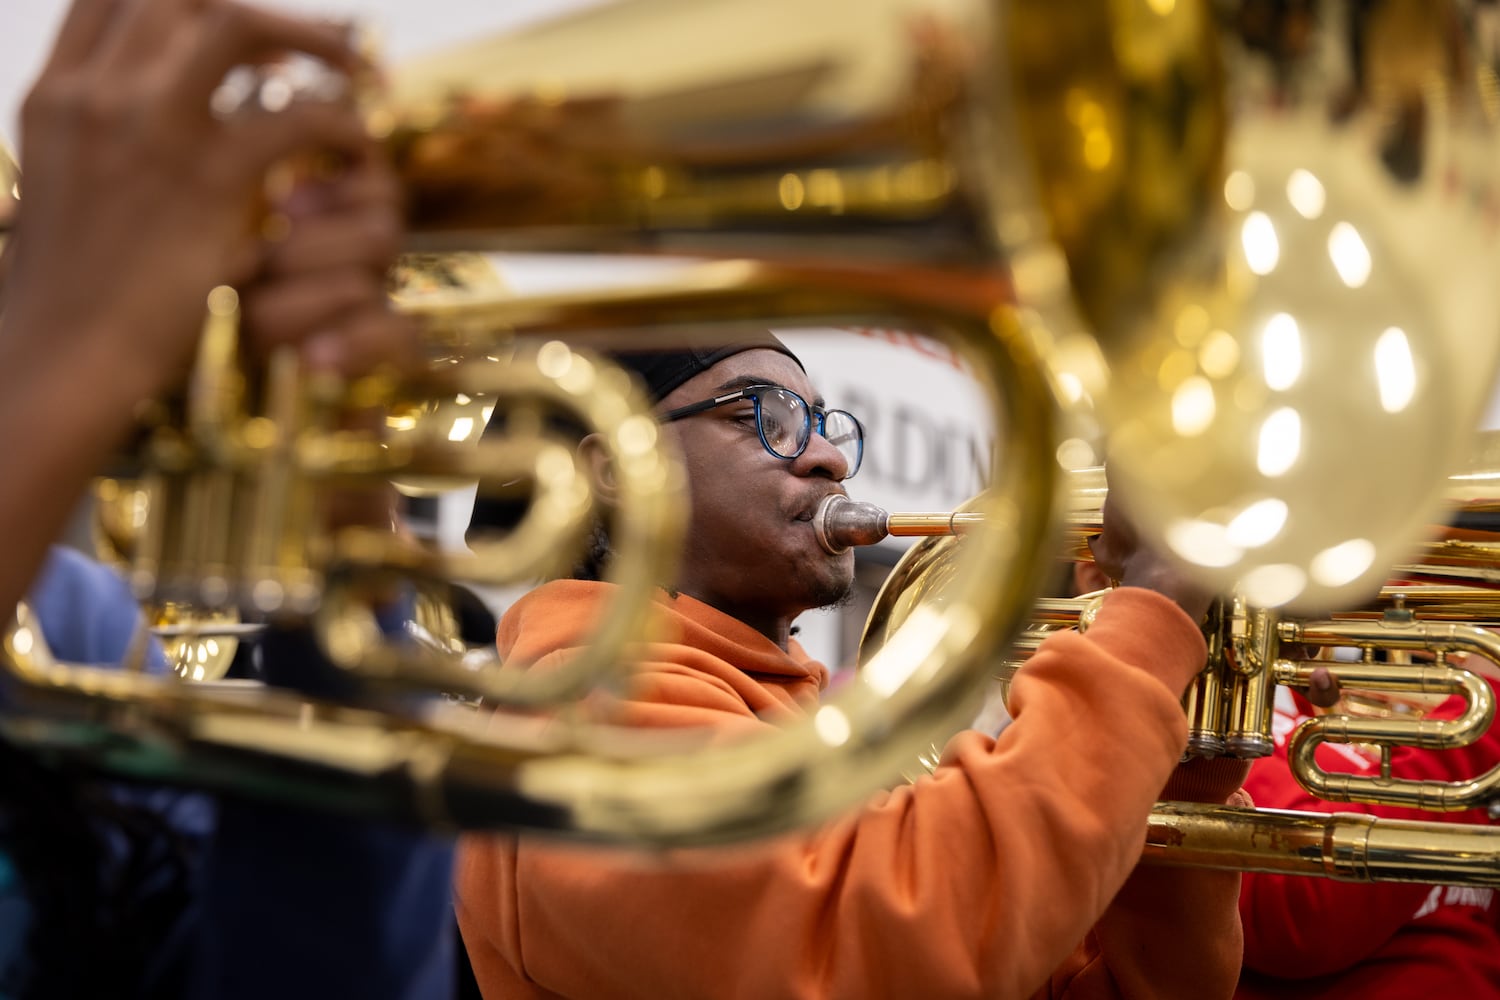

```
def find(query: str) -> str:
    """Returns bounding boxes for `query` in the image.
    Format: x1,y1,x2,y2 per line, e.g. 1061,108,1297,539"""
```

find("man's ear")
578,433,620,506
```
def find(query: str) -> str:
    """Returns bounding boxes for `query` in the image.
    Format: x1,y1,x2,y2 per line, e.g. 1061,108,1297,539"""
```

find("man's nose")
791,428,850,481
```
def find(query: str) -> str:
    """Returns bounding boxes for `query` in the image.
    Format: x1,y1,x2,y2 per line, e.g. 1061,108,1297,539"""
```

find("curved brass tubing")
308,344,684,708
1279,621,1500,811
4,259,1063,846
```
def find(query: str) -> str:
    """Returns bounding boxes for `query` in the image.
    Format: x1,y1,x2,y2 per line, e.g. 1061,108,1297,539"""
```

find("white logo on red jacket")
1414,884,1494,920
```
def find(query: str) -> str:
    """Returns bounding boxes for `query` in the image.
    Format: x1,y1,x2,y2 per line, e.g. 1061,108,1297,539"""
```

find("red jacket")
456,581,1246,999
1236,682,1500,998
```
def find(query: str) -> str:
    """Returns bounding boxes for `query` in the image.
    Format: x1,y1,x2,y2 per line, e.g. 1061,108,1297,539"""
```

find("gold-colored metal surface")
4,260,1060,844
313,339,685,707
398,261,1061,842
384,0,1005,257
848,453,1500,591
140,302,681,706
390,0,1457,609
1009,1,1500,611
0,141,15,252
1277,624,1500,811
1145,802,1500,888
385,252,510,498
148,603,244,682
859,486,1500,879
812,493,985,553
93,477,244,681
857,450,1500,776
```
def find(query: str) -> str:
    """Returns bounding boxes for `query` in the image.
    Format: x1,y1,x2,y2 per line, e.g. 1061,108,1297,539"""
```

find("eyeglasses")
660,384,864,478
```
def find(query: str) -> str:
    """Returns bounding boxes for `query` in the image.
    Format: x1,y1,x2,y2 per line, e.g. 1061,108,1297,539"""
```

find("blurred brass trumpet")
378,0,1500,864
10,0,1500,856
63,0,1132,841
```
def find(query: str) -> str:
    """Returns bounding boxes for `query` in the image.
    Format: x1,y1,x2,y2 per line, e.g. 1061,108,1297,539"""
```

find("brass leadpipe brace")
812,494,982,555
1145,802,1500,887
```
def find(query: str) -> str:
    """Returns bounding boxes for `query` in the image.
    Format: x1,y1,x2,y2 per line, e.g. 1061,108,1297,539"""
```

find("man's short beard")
808,575,855,614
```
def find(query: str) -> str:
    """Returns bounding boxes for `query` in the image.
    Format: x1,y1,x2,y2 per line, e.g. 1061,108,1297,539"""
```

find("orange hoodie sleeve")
455,586,1242,1000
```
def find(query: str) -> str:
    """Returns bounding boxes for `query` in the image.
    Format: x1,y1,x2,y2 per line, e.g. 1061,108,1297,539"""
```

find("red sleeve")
1238,681,1500,979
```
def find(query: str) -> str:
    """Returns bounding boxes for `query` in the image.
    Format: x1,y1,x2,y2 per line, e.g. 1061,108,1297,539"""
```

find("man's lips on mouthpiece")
794,492,845,523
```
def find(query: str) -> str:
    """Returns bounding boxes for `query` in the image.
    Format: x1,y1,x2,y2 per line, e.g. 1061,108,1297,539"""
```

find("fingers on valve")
38,0,121,76
242,273,415,376
1306,666,1342,709
300,305,419,378
174,3,364,112
242,268,378,338
260,209,399,279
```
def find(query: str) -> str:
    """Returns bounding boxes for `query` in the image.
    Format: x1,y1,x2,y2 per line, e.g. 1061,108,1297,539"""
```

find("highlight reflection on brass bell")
386,0,1500,613
386,252,509,498
1011,0,1500,611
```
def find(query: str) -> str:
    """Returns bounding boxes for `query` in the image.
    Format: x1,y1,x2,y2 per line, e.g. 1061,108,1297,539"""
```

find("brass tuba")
834,455,1500,885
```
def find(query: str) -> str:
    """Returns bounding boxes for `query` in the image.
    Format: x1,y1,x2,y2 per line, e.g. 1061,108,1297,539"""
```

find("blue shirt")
2,547,455,999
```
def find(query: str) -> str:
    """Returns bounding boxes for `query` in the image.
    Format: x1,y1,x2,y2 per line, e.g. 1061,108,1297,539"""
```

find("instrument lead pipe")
813,495,983,554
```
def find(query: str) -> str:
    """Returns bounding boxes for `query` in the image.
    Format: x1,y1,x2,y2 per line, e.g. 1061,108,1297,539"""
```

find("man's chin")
782,548,855,615
807,570,855,613
814,585,855,614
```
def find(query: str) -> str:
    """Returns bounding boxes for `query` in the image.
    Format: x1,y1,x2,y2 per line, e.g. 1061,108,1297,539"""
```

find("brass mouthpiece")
813,495,890,554
813,495,984,554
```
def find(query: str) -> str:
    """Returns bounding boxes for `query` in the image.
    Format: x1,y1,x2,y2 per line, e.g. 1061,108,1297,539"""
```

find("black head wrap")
605,335,805,403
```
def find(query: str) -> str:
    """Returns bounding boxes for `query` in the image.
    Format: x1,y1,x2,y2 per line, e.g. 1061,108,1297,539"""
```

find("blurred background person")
0,1,450,996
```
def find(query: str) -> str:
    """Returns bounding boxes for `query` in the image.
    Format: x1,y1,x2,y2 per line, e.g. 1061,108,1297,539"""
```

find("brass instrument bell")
1008,0,1500,611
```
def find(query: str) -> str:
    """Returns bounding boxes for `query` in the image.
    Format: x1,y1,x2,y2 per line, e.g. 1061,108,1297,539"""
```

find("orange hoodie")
455,580,1244,999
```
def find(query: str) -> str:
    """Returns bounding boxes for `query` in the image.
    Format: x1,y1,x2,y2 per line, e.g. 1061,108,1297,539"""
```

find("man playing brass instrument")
456,338,1252,998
